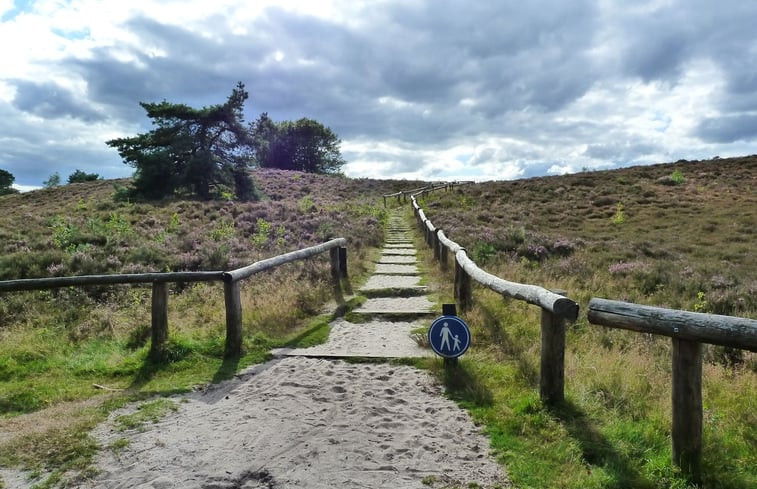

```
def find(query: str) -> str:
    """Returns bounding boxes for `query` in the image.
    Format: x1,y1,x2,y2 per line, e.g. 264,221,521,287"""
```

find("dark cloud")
12,80,103,121
695,115,757,144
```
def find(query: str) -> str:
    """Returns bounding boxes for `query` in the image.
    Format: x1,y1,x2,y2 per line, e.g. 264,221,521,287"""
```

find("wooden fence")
0,238,348,359
409,191,579,407
588,298,757,475
409,186,757,477
382,181,474,207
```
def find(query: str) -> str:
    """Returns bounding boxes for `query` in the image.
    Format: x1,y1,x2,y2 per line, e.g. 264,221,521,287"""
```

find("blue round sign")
428,315,471,358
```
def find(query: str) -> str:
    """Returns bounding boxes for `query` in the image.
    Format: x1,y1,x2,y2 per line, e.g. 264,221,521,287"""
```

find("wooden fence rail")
407,185,757,477
588,298,757,474
382,181,474,207
0,238,348,360
408,192,579,408
221,238,347,356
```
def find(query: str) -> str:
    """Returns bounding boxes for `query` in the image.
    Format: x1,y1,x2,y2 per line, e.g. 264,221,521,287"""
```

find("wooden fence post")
150,281,169,360
433,229,441,261
440,238,449,272
454,256,472,312
338,247,348,278
383,195,387,208
672,338,702,477
330,247,341,289
540,290,567,405
224,280,243,358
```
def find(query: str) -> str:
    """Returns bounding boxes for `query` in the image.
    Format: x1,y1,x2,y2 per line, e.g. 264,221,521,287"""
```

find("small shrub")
670,169,685,185
472,241,497,265
210,219,235,242
611,202,625,225
251,218,272,247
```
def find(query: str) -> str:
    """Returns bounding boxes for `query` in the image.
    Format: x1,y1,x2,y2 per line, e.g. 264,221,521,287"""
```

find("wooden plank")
588,298,757,352
672,338,702,476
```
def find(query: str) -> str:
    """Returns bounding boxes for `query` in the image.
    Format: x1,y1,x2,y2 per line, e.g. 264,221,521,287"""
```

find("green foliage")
255,116,345,174
472,240,496,264
105,212,132,240
43,172,61,188
67,170,100,183
299,195,316,213
50,216,79,252
693,291,709,313
106,82,258,201
251,218,272,247
168,212,180,231
210,219,235,242
611,202,625,225
111,182,132,202
0,168,19,195
113,399,178,431
671,169,686,185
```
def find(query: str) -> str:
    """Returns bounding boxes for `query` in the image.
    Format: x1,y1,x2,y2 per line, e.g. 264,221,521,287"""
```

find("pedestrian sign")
428,315,471,358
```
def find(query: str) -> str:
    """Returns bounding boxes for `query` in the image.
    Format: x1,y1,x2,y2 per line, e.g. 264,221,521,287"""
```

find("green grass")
113,399,179,431
410,158,756,489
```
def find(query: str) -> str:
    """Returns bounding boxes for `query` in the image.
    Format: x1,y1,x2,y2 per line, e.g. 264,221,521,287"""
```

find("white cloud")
1,0,756,186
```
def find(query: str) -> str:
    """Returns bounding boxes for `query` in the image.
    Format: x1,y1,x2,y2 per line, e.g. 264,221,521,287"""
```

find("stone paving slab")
361,274,425,291
356,296,435,314
374,263,419,275
378,256,416,264
274,318,432,358
382,248,416,256
384,244,415,248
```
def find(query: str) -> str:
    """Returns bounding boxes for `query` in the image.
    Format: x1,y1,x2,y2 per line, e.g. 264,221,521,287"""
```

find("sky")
2,0,757,191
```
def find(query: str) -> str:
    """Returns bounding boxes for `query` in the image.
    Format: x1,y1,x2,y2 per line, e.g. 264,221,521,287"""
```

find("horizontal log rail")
455,251,579,319
0,271,225,292
588,298,757,352
223,238,347,282
0,239,349,359
409,182,756,478
588,298,757,475
409,193,579,411
382,181,474,207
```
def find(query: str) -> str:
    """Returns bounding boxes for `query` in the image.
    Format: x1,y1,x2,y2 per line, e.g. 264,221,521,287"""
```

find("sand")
77,358,508,488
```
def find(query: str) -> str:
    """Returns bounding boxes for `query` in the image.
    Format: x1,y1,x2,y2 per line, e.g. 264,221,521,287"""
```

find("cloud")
1,0,757,187
695,115,757,144
11,80,103,121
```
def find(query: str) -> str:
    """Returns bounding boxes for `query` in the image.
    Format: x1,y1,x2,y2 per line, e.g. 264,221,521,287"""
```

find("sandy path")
83,357,507,488
6,213,509,488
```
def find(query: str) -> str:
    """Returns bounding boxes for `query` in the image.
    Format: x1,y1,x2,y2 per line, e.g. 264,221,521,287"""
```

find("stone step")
360,274,426,293
374,263,419,275
272,318,432,358
355,296,435,315
377,255,416,264
381,248,416,256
